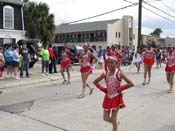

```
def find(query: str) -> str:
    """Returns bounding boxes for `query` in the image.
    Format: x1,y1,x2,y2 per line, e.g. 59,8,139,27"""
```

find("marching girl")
78,44,97,98
133,51,142,73
60,47,73,84
162,47,175,93
93,55,134,131
111,45,123,65
103,46,112,72
142,40,157,85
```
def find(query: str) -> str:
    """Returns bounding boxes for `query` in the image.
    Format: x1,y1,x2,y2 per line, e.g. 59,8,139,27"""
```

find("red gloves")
117,84,130,93
95,83,107,93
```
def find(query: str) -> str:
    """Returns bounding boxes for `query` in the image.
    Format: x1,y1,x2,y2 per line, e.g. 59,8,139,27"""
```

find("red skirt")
165,65,175,73
0,69,3,77
60,59,72,69
143,58,154,66
103,95,125,110
80,66,92,74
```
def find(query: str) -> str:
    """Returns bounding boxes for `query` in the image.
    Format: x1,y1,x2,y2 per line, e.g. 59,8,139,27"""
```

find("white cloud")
30,0,175,37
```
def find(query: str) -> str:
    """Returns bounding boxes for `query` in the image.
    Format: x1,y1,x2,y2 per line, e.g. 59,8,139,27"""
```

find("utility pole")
138,0,142,49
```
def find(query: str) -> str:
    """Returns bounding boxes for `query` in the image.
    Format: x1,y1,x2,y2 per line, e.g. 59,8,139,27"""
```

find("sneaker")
42,74,45,76
65,81,71,84
89,88,94,95
142,82,146,85
167,89,173,93
77,94,85,98
62,80,67,84
146,81,150,84
0,77,5,80
14,77,21,80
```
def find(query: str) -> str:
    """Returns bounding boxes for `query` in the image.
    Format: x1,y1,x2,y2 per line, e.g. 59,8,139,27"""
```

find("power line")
143,6,175,23
143,1,175,19
160,0,175,13
123,0,175,23
63,3,138,25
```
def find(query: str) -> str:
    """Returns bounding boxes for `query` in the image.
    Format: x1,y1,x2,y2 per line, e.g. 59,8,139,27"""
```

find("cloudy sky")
31,0,175,37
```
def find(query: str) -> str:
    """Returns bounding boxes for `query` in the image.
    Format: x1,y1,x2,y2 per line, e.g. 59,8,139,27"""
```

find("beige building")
158,37,175,48
55,15,136,49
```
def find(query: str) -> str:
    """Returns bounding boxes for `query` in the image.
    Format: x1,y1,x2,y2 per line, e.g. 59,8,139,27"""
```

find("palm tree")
24,1,55,43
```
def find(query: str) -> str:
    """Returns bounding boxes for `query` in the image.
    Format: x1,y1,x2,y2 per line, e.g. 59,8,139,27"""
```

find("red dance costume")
60,51,72,69
80,51,92,74
165,53,175,73
143,48,155,66
95,69,130,111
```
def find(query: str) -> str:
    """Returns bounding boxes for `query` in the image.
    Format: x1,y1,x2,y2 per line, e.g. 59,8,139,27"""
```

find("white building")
55,15,137,49
158,37,175,48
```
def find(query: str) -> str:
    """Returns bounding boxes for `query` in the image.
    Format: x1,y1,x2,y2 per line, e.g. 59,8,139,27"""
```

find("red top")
48,48,54,59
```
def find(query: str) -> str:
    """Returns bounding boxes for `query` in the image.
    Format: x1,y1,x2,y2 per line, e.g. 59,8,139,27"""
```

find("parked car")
17,39,42,68
55,45,83,64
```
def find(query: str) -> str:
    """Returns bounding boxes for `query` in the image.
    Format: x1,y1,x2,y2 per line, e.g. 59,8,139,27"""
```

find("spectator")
48,44,57,74
40,44,50,76
19,42,30,78
4,45,13,78
0,46,5,80
97,46,104,68
12,44,22,80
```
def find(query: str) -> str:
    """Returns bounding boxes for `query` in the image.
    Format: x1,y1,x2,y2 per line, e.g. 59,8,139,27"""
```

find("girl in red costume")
93,55,134,131
162,47,175,93
103,46,112,72
78,44,97,98
142,40,157,85
111,45,123,64
60,47,73,84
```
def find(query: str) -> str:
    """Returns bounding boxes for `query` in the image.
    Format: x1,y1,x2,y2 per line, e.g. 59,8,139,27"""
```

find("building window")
118,32,121,38
3,38,12,44
116,32,118,38
3,6,14,29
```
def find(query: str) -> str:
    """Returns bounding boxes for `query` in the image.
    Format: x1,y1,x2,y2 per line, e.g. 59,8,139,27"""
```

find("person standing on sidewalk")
19,42,30,78
40,44,50,76
12,44,22,80
142,40,157,85
48,44,57,74
60,47,73,84
0,46,5,81
4,45,13,78
161,47,175,93
78,44,97,98
0,46,4,93
93,55,134,131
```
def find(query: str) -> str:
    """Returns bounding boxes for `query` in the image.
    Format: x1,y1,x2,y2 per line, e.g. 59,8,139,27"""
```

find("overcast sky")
31,0,175,37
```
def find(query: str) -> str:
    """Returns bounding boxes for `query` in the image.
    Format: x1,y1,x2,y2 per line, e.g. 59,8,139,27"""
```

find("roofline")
0,0,23,5
57,19,119,27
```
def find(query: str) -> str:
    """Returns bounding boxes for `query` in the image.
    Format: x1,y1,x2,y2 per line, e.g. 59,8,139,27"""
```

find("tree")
150,28,163,38
24,1,55,43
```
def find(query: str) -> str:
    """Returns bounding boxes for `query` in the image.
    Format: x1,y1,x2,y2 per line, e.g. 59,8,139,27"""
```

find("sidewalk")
0,63,130,90
0,63,107,90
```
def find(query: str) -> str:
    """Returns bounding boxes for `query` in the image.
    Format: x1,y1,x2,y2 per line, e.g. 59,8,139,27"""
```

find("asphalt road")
0,64,175,131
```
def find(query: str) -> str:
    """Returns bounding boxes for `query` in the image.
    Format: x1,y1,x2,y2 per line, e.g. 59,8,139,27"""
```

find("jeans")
42,60,49,73
20,60,29,77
